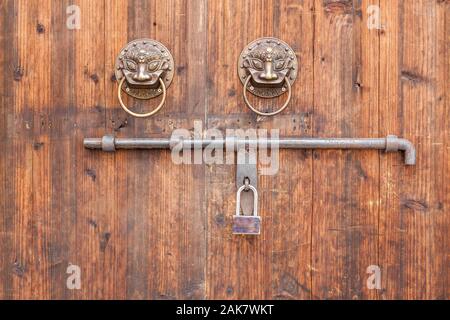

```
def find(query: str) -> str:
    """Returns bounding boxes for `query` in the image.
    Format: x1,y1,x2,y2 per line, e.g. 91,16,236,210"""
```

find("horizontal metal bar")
84,134,416,165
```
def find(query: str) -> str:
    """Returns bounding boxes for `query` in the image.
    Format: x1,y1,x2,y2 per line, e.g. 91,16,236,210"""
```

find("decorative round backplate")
115,38,174,100
237,37,298,99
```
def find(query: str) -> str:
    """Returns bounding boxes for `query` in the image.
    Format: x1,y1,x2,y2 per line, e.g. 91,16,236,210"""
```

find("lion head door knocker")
238,37,298,116
115,39,175,118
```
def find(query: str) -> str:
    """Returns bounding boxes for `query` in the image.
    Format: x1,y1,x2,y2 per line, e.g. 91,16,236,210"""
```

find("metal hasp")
84,135,416,165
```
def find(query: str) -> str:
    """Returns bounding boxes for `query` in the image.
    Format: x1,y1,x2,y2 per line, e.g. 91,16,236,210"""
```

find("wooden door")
0,0,448,300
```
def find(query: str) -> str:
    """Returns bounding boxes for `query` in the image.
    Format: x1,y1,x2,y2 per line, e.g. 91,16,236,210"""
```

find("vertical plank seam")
102,0,108,297
445,1,449,300
376,0,381,301
103,0,107,132
398,0,405,298
204,0,209,299
310,0,316,300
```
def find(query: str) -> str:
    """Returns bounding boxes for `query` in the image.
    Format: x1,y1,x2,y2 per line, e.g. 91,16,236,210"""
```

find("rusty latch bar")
84,134,415,165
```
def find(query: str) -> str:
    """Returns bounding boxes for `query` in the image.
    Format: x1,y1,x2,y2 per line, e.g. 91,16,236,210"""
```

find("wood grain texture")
0,0,16,300
0,0,448,300
378,0,449,299
311,0,380,300
206,0,314,299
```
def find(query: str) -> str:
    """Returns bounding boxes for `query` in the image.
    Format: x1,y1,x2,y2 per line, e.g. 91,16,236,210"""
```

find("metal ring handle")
243,76,291,116
117,77,166,118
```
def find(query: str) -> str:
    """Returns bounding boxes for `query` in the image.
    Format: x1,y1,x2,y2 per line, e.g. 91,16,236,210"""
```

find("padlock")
232,183,260,235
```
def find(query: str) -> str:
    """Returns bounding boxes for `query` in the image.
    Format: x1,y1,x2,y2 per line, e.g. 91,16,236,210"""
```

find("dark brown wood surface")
0,0,448,299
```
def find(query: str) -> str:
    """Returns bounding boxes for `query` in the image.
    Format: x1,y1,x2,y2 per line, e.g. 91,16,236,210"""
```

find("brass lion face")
115,39,174,100
238,37,298,98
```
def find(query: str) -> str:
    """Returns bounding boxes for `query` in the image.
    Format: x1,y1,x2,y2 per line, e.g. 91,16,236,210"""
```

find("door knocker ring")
115,38,174,118
117,77,166,118
238,37,298,116
242,75,291,117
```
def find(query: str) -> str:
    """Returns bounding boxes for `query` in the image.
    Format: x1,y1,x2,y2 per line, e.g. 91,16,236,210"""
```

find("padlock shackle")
235,184,258,216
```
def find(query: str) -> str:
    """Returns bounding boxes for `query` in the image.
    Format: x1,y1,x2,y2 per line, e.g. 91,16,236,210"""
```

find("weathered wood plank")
10,0,53,299
47,0,77,300
118,0,207,299
0,0,16,300
27,0,53,297
268,0,314,300
442,0,450,300
207,0,265,299
379,0,449,299
206,0,314,299
72,0,107,299
103,0,129,300
311,0,380,299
